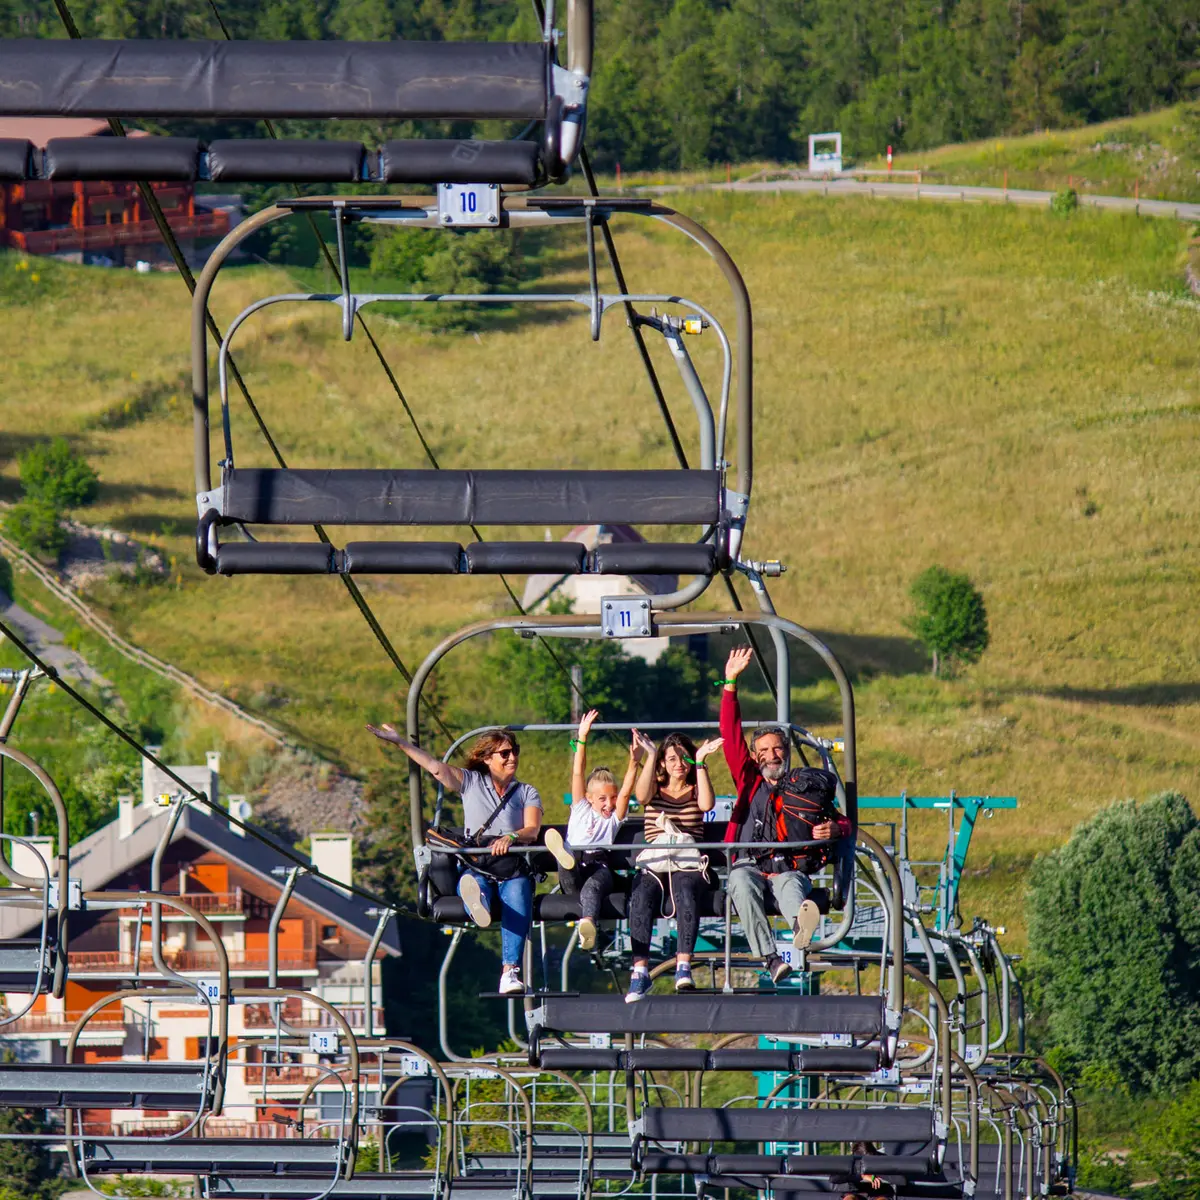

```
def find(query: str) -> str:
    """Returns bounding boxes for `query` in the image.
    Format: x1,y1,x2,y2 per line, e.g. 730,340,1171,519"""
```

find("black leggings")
629,869,709,960
559,853,616,922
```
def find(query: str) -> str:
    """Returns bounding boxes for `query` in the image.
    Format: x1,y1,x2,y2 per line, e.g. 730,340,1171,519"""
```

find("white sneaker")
460,874,492,928
577,917,597,950
499,965,524,996
544,828,575,870
793,899,821,949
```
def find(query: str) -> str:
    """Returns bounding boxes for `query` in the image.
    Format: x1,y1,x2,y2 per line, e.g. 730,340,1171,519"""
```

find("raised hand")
695,736,724,762
724,645,754,681
578,708,600,741
631,728,656,759
366,723,403,745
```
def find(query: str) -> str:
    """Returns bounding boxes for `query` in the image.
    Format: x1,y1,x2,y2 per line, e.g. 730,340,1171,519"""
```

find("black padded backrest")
641,1106,935,1145
221,468,722,527
535,993,885,1036
208,139,364,182
0,40,549,120
382,139,540,184
45,136,199,180
0,137,31,179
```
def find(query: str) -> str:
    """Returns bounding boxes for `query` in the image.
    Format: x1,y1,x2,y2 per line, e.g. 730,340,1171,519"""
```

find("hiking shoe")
544,827,575,871
674,963,695,992
499,965,524,996
625,972,652,1003
767,953,793,985
577,917,597,951
793,899,821,949
459,874,492,928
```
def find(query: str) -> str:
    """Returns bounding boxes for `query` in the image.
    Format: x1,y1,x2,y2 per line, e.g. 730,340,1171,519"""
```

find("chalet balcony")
4,209,230,254
1,1010,126,1035
242,1004,385,1030
68,947,319,973
118,889,254,918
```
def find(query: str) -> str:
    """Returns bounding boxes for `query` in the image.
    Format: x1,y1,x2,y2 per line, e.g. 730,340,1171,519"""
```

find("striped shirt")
645,785,706,843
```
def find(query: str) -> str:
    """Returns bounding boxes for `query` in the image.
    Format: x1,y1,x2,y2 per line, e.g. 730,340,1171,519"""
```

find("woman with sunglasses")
367,724,542,996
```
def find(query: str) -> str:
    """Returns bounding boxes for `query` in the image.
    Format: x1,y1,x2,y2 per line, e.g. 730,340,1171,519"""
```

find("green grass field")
865,104,1200,202
2,189,1198,940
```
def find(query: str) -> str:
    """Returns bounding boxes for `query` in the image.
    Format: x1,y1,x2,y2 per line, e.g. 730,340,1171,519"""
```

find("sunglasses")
493,747,519,761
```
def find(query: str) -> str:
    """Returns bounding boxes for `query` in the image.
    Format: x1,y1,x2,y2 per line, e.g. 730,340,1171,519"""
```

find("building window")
321,925,338,941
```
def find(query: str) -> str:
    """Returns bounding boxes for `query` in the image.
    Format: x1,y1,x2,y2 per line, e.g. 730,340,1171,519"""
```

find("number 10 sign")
438,183,500,227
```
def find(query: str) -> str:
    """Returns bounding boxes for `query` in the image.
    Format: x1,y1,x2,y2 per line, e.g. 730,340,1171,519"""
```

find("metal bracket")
586,210,601,340
48,879,83,910
524,1005,546,1033
196,490,224,518
885,1008,902,1031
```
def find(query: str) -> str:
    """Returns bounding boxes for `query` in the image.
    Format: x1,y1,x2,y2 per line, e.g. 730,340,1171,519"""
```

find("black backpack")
765,767,842,872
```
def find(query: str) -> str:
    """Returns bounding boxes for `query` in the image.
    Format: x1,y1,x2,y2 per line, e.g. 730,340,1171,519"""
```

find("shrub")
1051,187,1079,215
1077,1142,1134,1194
1027,791,1200,1093
18,437,98,508
907,565,989,675
0,552,12,598
2,498,67,561
1133,1080,1200,1200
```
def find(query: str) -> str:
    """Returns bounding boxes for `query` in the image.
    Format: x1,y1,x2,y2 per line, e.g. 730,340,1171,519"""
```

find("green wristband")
713,678,735,686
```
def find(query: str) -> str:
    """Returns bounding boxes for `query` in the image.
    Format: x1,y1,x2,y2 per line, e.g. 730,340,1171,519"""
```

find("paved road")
650,176,1200,222
0,588,109,688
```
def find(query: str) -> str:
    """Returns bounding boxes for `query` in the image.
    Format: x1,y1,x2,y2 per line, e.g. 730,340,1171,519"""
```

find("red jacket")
718,686,853,845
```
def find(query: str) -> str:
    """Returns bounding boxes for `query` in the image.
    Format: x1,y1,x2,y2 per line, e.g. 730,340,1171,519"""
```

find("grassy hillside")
2,190,1198,939
867,104,1200,202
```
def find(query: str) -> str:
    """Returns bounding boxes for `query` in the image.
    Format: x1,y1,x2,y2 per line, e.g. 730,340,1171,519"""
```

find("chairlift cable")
0,615,403,911
50,0,453,745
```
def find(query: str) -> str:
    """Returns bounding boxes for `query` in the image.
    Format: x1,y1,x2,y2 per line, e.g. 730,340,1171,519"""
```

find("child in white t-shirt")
544,709,643,950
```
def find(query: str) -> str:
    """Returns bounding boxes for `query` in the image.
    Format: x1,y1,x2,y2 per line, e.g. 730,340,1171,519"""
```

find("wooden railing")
2,1011,126,1034
69,947,319,972
4,209,230,254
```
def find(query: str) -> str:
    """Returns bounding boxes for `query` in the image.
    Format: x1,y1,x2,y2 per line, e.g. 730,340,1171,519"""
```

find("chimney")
118,793,135,839
205,751,221,805
12,835,53,883
310,834,353,897
227,794,250,837
142,746,161,808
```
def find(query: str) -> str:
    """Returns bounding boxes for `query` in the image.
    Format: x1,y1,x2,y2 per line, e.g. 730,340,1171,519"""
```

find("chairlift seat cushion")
84,1136,344,1175
382,139,540,185
208,139,365,182
0,39,550,120
0,938,54,989
0,138,32,179
344,541,462,574
592,542,717,576
221,468,722,527
640,1105,936,1146
216,541,334,575
0,1061,208,1109
44,136,199,180
466,541,585,574
534,993,886,1037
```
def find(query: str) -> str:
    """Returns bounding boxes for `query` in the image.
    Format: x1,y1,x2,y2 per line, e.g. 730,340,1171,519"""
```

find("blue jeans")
458,870,533,967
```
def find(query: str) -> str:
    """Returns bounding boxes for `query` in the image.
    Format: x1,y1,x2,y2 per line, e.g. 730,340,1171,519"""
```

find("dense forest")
0,0,1197,167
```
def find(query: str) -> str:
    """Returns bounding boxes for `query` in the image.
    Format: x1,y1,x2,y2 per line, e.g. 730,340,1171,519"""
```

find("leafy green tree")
0,551,12,598
2,498,67,562
1133,1079,1200,1200
1026,791,1200,1094
18,437,98,509
0,1109,64,1200
907,565,989,676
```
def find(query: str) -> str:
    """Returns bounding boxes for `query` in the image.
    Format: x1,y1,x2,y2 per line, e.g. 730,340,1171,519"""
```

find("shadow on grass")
710,629,930,686
1043,682,1200,707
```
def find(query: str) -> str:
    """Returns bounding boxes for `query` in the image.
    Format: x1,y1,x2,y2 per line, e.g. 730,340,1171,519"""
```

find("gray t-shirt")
459,770,542,838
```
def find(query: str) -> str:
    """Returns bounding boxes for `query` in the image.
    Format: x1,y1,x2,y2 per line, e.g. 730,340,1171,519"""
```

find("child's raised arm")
632,728,659,806
615,731,647,820
570,709,600,803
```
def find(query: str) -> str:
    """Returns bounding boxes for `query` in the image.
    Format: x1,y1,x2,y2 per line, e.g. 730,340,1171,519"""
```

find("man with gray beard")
719,646,847,983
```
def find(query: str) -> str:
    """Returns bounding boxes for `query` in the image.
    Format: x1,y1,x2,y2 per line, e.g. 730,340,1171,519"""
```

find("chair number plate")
400,1054,431,1077
438,183,500,227
309,1031,339,1054
601,597,652,639
589,1033,611,1049
196,978,222,1002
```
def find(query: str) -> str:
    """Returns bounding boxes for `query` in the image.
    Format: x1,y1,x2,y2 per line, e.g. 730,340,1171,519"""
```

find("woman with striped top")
624,730,723,1001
